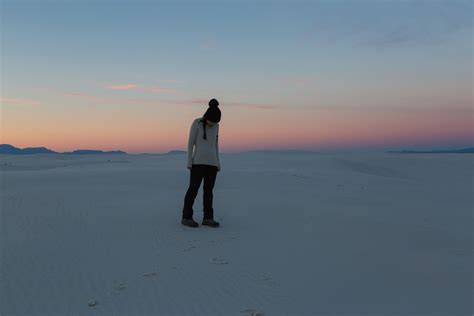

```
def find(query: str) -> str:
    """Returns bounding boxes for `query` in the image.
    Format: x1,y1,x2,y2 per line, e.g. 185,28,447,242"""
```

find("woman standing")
181,99,221,228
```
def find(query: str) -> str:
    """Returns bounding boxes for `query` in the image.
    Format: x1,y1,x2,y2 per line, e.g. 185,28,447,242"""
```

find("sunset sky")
1,0,472,153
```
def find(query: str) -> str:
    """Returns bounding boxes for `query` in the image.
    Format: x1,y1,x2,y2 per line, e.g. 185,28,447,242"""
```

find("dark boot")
202,218,220,227
181,218,199,227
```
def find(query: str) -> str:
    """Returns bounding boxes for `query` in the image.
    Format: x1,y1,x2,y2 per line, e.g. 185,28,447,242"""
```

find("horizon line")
1,143,473,155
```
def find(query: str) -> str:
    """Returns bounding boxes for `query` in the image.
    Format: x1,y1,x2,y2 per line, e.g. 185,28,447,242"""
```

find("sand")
1,151,472,315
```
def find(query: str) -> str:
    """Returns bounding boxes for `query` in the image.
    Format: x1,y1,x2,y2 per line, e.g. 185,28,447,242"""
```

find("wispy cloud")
62,93,275,109
294,103,473,113
167,99,275,109
0,97,41,106
160,79,184,84
226,102,276,110
355,25,446,49
62,92,161,106
355,1,472,49
142,86,177,93
359,27,420,48
63,92,105,102
166,99,208,106
301,1,472,50
107,84,138,90
105,83,176,93
65,91,185,105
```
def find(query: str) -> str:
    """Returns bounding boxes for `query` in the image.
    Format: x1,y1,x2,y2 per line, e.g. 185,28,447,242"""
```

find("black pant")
182,164,218,219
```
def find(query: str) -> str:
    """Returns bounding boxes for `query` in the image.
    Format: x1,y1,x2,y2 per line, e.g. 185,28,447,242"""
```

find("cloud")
62,92,162,106
0,97,40,106
63,92,191,106
62,92,105,102
166,99,208,106
107,84,138,90
142,86,177,93
359,27,422,48
355,1,472,49
293,103,473,113
105,83,176,93
160,79,184,84
166,99,275,109
300,1,472,50
62,93,275,109
226,102,276,110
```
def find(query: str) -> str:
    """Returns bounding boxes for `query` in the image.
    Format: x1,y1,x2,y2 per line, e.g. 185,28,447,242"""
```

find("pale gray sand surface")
1,152,472,315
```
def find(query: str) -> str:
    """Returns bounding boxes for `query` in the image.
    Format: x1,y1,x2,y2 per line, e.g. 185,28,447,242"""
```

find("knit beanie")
203,99,221,123
201,99,221,139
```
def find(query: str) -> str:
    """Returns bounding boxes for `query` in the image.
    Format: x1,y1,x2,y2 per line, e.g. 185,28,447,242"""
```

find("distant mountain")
243,149,320,154
63,150,126,155
0,144,127,155
166,150,186,155
388,147,474,154
0,144,58,154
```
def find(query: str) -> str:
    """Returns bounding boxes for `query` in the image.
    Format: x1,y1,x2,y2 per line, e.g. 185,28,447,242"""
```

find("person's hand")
187,166,192,170
217,167,220,172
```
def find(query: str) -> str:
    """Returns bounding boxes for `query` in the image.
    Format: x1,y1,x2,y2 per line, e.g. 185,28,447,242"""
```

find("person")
181,98,222,228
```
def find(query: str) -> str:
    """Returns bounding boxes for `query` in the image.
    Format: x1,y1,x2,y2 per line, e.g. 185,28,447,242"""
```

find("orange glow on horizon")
2,106,472,153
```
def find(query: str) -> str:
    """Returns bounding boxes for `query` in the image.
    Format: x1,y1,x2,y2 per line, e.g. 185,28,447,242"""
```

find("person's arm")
216,124,221,171
187,120,198,169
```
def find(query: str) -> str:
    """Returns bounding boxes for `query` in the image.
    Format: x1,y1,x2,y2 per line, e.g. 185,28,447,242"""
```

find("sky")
1,0,472,154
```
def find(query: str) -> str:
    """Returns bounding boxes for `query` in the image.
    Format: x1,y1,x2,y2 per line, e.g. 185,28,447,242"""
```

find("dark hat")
200,98,221,140
203,98,221,123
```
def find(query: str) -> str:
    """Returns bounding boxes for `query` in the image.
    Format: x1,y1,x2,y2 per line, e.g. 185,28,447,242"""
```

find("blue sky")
1,0,472,153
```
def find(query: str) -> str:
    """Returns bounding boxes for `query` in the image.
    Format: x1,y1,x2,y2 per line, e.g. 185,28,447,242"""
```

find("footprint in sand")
209,257,229,265
240,308,264,316
109,280,127,295
260,273,272,281
114,283,127,290
88,299,98,307
183,244,196,252
143,272,158,278
259,272,279,288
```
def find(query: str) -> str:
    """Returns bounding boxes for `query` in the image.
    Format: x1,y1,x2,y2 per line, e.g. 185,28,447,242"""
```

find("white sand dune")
0,151,472,315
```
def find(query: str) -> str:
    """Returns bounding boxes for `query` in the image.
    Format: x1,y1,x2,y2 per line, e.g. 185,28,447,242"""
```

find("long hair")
199,118,207,140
